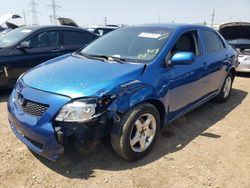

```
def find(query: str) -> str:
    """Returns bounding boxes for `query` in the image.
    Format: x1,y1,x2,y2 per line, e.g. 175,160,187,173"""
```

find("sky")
0,0,250,27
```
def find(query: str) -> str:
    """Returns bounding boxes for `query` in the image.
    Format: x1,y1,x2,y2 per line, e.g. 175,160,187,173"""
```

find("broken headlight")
55,95,116,123
55,100,96,123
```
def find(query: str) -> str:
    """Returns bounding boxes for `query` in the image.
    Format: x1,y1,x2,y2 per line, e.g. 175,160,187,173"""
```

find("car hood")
22,54,145,98
219,22,250,40
57,17,79,27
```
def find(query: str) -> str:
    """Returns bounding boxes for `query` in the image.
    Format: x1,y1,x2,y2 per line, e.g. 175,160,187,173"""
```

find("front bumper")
8,85,71,161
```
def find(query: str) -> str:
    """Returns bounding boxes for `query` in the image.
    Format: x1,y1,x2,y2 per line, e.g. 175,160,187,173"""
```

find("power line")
48,0,60,24
28,0,39,25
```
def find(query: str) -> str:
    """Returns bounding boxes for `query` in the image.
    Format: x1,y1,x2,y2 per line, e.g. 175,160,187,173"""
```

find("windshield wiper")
107,56,127,64
90,54,127,64
73,52,107,61
73,52,127,64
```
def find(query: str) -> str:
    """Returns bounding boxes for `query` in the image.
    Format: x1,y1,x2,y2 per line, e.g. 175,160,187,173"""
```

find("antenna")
48,0,60,24
29,0,39,25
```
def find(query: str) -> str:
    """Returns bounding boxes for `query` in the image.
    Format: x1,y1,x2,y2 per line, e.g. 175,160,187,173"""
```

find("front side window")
202,30,223,52
81,27,173,62
171,30,200,56
27,31,59,48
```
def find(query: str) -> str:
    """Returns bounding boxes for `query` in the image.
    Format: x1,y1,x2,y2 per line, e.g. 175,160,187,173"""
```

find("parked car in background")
0,14,21,37
8,23,237,161
57,17,119,36
219,22,250,72
0,25,98,89
86,25,119,36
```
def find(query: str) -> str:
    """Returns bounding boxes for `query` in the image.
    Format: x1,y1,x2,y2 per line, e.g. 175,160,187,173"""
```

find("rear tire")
111,103,160,161
214,72,233,103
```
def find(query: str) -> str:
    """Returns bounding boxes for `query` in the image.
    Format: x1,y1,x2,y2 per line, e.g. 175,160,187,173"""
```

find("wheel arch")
229,67,236,80
145,99,166,128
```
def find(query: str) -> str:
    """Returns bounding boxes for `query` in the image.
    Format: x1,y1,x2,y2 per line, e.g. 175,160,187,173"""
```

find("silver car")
237,50,250,72
219,22,250,72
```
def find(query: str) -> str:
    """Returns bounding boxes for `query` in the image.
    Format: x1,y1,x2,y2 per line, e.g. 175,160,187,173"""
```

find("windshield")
81,27,172,63
0,28,33,48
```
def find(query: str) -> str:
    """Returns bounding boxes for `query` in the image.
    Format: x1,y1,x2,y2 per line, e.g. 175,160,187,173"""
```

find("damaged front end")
52,78,154,154
53,95,118,153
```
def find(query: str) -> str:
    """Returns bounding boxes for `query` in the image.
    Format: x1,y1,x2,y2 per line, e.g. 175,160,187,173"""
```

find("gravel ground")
0,74,250,188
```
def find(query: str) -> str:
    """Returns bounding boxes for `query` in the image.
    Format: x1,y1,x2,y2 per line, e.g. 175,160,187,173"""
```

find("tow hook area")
53,114,111,152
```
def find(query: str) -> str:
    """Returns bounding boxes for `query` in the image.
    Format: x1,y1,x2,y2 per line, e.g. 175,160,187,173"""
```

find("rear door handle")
51,49,60,52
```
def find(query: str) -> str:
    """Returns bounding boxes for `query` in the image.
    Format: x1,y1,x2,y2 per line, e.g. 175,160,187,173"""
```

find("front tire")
214,72,233,102
111,103,160,161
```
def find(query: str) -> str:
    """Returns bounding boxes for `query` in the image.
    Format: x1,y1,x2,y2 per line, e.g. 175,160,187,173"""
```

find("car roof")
86,26,118,29
19,25,92,32
128,23,211,30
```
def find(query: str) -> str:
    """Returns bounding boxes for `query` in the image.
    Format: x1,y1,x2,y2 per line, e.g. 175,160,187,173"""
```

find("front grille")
15,93,49,117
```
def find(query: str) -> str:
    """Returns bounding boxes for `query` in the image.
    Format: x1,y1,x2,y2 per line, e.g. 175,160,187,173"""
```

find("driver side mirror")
171,52,195,65
17,41,31,49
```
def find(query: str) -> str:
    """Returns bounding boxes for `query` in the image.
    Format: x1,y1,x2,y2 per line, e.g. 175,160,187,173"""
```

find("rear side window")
202,30,224,52
62,31,95,46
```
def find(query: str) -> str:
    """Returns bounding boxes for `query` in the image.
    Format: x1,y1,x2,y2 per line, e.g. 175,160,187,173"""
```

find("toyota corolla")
8,24,238,161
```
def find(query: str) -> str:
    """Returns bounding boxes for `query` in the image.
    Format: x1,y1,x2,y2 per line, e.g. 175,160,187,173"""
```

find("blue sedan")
8,23,238,161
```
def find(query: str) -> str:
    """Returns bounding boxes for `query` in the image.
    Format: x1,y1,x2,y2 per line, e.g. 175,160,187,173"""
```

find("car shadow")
31,88,248,179
0,89,12,103
236,72,250,78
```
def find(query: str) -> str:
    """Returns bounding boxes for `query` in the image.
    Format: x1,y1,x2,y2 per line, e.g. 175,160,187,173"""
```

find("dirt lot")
0,74,250,188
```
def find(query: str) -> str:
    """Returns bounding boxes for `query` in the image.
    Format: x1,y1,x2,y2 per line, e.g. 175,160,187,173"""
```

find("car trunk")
219,22,250,54
219,22,250,40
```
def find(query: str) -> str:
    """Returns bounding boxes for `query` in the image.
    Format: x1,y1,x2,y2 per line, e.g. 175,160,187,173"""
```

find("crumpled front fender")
107,80,159,114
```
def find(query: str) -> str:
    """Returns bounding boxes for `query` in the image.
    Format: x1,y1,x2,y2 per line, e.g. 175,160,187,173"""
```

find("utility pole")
48,0,60,24
29,0,39,25
104,17,108,26
211,8,215,28
49,15,53,24
23,10,27,26
158,14,161,23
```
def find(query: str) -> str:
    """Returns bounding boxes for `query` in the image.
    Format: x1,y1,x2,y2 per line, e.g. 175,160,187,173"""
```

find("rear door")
9,29,61,84
61,29,97,54
200,29,229,93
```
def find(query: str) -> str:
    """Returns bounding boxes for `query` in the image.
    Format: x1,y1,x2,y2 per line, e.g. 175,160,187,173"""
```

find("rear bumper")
237,62,250,72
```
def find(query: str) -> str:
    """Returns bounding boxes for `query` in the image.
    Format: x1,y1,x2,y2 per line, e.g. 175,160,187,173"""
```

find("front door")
8,30,61,85
166,30,209,121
